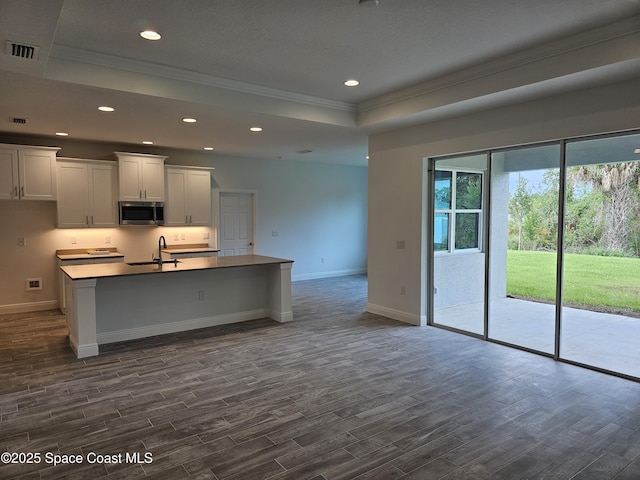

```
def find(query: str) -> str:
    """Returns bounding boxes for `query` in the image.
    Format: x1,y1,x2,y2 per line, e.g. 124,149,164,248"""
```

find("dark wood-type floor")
2,275,640,479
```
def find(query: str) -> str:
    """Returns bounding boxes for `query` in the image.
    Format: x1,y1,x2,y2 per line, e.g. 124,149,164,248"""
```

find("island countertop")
61,254,293,280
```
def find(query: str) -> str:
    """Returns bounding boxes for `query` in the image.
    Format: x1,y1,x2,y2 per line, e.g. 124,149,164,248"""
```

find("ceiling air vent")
6,41,40,60
12,117,28,124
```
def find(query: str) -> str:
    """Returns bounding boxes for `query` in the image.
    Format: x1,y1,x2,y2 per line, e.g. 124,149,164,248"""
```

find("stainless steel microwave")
119,201,164,226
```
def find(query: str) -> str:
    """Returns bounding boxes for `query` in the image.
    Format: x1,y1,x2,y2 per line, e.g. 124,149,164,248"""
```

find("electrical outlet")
105,236,111,244
272,231,279,237
70,236,77,245
321,257,325,263
396,240,406,249
181,232,186,240
203,231,210,240
434,287,438,294
400,285,406,295
174,233,179,241
17,237,25,247
198,290,205,300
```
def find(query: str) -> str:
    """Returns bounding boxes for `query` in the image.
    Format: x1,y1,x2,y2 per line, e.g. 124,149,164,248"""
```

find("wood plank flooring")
1,275,640,479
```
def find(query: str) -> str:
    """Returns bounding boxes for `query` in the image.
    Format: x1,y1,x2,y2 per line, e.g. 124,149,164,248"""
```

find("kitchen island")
61,255,293,358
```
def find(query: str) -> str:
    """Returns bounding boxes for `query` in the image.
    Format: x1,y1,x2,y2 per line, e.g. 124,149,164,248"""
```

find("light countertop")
162,248,220,254
61,254,293,280
57,252,125,260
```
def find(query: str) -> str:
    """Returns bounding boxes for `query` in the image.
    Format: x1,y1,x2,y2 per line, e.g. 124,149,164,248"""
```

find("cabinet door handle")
86,216,89,225
20,186,24,197
91,216,94,225
186,215,189,224
144,190,147,199
140,190,143,199
189,215,192,224
13,186,17,198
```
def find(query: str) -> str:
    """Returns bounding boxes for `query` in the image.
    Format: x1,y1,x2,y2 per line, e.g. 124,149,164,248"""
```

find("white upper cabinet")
165,166,212,226
57,159,117,228
114,152,166,201
0,144,59,201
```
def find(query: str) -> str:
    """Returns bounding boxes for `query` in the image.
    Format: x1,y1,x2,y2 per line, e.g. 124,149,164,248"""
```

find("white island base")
62,255,293,358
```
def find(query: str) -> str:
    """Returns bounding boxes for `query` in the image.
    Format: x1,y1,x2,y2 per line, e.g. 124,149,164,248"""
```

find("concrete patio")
435,297,640,379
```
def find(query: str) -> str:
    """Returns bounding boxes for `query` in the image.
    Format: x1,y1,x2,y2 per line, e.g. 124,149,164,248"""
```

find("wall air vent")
6,41,40,60
26,278,42,291
12,117,27,124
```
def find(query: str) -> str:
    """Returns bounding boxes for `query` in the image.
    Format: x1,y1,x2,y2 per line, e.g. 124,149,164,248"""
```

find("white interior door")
219,192,254,256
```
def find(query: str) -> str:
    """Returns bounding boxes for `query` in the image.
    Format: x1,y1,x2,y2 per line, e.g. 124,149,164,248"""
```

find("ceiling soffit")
358,15,640,128
43,15,640,134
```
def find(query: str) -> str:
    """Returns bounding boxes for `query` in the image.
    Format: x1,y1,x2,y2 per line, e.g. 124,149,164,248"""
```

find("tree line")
508,163,640,257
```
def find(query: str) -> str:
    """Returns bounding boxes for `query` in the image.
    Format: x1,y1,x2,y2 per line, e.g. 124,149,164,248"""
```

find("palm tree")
571,162,640,254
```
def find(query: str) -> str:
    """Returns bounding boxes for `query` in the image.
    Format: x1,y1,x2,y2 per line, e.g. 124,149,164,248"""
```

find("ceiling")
0,0,639,166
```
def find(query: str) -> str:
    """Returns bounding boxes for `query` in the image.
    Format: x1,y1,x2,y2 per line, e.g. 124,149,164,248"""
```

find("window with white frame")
434,169,483,252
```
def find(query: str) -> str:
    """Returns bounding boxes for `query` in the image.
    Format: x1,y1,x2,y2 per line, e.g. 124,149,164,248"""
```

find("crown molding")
359,14,640,114
50,44,356,113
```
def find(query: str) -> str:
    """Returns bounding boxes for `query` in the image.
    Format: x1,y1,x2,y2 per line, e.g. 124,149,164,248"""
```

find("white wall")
204,156,368,281
367,77,640,324
0,136,367,313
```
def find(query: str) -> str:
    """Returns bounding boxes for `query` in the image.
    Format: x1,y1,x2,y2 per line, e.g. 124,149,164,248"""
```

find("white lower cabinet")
165,166,212,226
57,159,117,228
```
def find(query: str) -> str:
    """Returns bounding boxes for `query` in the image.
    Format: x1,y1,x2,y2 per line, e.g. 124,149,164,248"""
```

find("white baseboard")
96,309,268,345
270,310,294,323
292,268,367,282
69,334,99,359
366,303,424,326
0,300,60,315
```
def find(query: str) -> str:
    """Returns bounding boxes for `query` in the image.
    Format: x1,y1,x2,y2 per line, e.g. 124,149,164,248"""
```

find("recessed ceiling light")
250,127,263,132
344,79,360,87
98,106,115,112
182,117,197,123
142,141,154,145
140,30,161,41
55,132,69,136
204,147,214,151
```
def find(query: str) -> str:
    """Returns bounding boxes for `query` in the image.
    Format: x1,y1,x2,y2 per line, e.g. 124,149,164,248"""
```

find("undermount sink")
127,260,180,266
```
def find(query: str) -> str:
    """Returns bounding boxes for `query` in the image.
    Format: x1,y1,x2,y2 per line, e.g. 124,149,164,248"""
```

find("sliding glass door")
488,145,560,354
560,133,640,377
429,130,640,379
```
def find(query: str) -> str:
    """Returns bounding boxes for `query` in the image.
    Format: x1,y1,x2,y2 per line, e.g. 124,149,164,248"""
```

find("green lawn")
507,250,640,313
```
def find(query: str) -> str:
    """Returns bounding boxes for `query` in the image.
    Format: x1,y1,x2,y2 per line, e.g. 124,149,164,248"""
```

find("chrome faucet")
156,235,167,264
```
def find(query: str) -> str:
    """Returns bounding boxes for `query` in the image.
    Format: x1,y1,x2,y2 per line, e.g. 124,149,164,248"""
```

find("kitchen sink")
126,260,181,266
